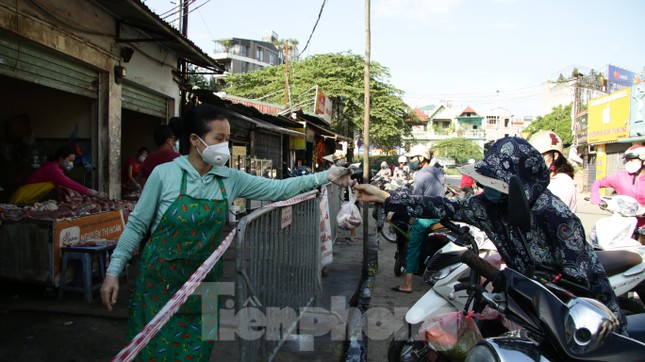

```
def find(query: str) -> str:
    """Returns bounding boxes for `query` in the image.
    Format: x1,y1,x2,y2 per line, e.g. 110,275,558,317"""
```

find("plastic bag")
337,188,362,230
418,311,484,362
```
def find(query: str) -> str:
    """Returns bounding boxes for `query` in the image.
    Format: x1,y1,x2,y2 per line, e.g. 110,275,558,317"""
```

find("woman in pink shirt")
591,145,645,227
11,146,107,204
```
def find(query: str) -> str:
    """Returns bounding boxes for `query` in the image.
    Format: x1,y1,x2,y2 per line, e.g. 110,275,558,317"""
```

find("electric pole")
284,41,291,108
572,72,582,149
362,0,371,277
179,0,189,115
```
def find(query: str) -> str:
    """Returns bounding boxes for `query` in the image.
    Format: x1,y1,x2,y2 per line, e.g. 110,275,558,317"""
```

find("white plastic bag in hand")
337,188,362,230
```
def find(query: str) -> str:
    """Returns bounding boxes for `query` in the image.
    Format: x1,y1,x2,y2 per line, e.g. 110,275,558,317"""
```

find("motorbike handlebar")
440,219,477,249
460,250,500,282
439,219,467,235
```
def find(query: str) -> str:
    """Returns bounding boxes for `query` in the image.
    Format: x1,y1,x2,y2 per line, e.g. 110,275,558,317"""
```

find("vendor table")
0,210,125,287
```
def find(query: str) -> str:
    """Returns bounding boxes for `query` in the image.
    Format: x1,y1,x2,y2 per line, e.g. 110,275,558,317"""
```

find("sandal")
391,285,412,294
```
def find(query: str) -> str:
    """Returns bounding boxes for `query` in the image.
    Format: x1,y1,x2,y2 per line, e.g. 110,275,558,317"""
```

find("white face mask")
64,161,74,171
138,155,146,163
625,160,642,174
197,137,230,166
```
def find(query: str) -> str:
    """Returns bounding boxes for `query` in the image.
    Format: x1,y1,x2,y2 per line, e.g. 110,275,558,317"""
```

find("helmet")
528,130,563,154
398,155,407,163
380,161,388,169
405,144,430,160
623,145,645,161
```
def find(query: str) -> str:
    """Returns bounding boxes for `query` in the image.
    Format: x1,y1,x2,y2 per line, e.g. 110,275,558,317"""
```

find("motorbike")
370,176,411,244
370,176,397,243
444,183,465,200
389,176,645,361
587,195,645,250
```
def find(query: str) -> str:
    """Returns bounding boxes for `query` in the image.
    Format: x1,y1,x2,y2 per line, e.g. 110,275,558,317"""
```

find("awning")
89,0,225,72
305,121,353,142
618,136,645,143
227,109,305,137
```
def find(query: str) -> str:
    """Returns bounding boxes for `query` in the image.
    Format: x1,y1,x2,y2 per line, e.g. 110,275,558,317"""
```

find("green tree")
523,104,573,147
432,137,483,164
223,52,413,150
186,65,224,92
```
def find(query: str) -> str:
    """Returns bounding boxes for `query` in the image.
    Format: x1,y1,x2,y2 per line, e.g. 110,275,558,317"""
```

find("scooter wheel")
381,222,398,243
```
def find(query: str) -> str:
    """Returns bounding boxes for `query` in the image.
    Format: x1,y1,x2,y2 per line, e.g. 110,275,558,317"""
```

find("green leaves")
223,52,413,150
523,104,573,147
433,137,483,165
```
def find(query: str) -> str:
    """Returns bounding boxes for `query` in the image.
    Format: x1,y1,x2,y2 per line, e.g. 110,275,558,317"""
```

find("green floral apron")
126,171,228,362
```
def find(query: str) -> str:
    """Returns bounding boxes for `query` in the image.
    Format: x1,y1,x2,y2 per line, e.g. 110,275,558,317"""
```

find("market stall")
0,189,135,288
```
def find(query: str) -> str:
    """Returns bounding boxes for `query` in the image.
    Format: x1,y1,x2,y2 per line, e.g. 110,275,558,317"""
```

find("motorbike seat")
626,313,645,342
595,250,642,276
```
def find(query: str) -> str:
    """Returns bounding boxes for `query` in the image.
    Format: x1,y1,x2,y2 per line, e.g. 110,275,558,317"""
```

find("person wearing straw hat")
322,150,345,169
352,136,625,332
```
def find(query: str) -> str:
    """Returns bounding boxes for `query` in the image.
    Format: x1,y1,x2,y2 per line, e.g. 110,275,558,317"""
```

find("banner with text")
587,87,630,144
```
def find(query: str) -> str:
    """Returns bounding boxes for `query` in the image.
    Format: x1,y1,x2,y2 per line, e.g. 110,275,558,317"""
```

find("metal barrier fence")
326,183,344,243
235,183,345,361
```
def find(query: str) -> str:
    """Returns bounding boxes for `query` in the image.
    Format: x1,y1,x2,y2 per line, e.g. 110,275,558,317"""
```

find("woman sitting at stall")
10,146,107,204
121,146,148,193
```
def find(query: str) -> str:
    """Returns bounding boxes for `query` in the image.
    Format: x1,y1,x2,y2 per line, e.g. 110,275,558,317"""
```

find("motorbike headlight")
564,298,619,353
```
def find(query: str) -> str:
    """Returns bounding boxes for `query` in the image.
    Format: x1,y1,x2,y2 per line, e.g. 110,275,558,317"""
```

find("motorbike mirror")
507,175,530,232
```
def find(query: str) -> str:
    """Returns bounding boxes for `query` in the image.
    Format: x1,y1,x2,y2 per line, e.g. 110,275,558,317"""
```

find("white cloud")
374,0,464,22
494,17,517,29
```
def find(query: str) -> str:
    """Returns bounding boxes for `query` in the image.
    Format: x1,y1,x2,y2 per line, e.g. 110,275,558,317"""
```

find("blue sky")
144,0,645,117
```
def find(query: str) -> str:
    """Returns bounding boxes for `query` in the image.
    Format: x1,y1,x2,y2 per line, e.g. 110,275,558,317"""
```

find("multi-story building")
404,103,533,160
211,31,298,75
482,106,530,142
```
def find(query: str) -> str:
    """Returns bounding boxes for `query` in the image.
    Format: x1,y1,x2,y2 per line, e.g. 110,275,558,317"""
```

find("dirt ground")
0,282,130,362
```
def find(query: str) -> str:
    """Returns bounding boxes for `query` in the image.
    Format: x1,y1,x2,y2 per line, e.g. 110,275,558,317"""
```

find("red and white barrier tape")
112,228,237,362
112,191,319,361
257,190,318,209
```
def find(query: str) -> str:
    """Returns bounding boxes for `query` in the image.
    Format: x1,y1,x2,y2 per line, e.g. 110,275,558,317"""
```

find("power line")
298,0,327,56
196,5,216,47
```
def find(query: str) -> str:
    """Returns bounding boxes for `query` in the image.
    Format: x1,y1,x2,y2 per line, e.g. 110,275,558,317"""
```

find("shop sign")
54,210,125,247
630,84,645,137
289,127,306,150
314,86,333,125
607,64,636,93
587,87,630,144
573,110,588,144
231,145,247,171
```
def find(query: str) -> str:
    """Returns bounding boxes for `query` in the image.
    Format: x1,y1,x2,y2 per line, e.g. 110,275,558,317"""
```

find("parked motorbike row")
384,176,645,361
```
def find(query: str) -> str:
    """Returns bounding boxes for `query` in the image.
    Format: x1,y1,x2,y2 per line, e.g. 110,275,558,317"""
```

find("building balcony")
462,130,486,139
403,129,486,143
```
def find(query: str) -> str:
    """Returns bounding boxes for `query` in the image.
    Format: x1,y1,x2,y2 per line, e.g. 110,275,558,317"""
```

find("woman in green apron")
100,104,352,361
